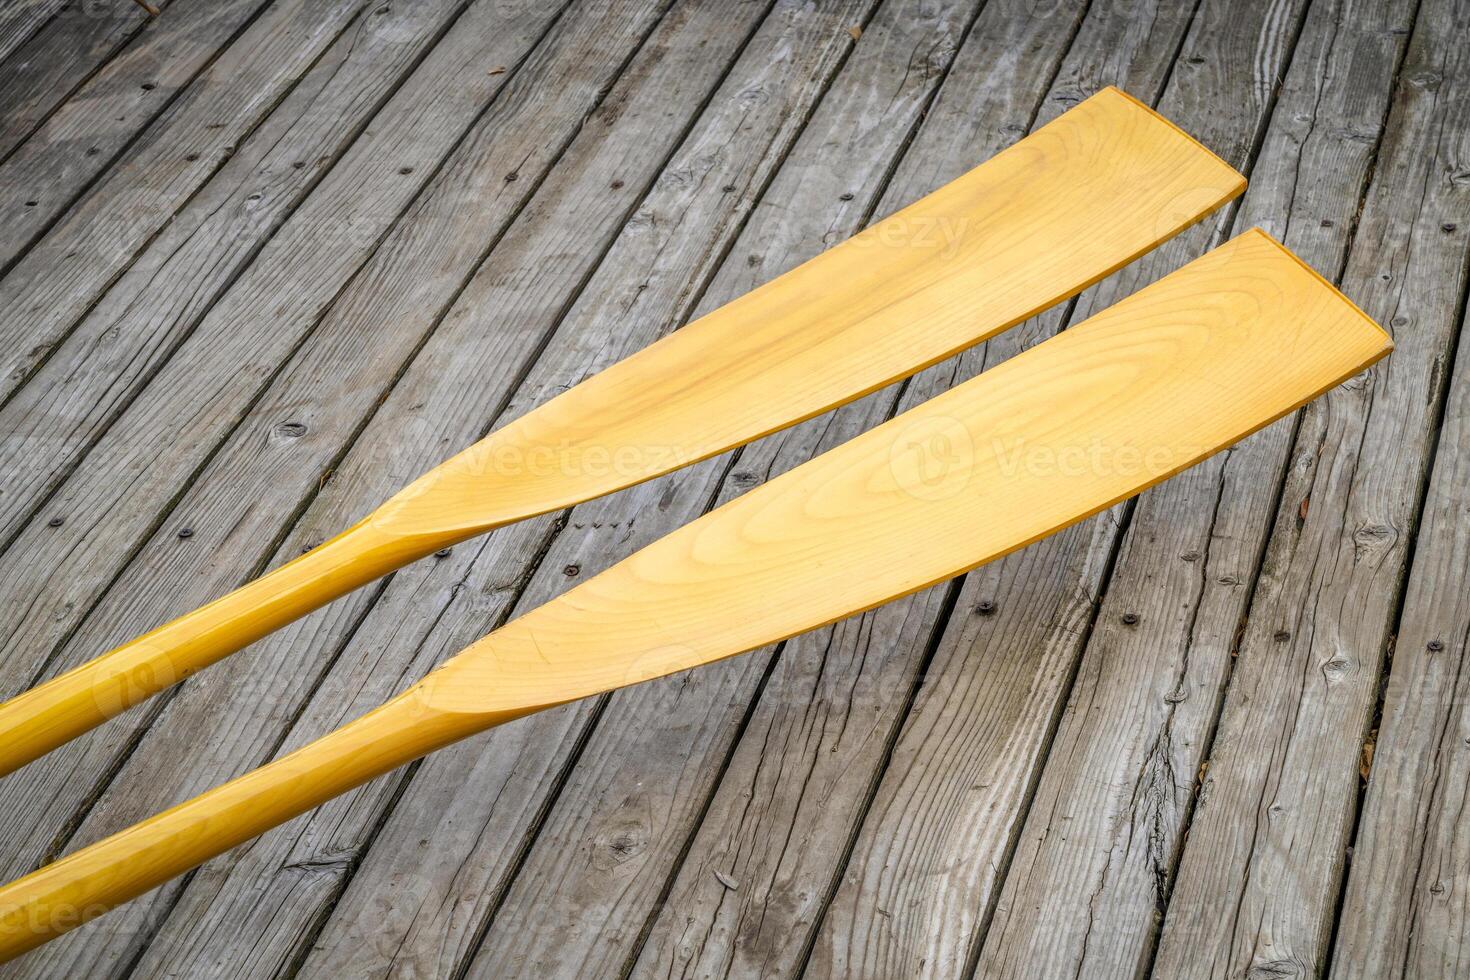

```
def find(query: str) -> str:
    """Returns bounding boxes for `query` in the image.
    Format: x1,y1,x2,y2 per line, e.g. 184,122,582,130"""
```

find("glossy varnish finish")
0,86,1243,777
0,230,1390,961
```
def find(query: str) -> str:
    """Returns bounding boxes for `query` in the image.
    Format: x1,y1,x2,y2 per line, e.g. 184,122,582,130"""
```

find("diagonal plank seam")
0,0,174,166
0,0,496,558
22,0,651,867
0,0,317,285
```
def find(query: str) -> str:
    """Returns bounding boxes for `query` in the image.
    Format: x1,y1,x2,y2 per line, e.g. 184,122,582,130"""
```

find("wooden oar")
0,87,1243,776
0,229,1389,962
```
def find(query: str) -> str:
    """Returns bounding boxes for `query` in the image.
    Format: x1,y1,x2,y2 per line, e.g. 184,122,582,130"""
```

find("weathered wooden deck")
1,0,1468,976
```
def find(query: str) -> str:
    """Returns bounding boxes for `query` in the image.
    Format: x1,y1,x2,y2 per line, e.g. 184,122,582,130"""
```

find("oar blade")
380,87,1245,538
428,229,1390,717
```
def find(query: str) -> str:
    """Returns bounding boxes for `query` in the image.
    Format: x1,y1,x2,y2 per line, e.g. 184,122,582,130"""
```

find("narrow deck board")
1151,0,1470,973
0,0,479,548
972,0,1416,976
0,0,163,159
0,0,367,405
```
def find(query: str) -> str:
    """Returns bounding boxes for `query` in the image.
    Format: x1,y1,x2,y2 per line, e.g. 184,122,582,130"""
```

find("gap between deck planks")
0,0,673,972
0,0,170,161
1153,0,1470,974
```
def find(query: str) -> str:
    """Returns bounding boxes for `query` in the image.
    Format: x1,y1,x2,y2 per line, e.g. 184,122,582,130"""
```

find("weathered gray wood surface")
0,0,313,274
0,0,65,67
1152,0,1470,975
1,0,1468,976
976,0,1416,976
0,0,368,404
0,0,165,160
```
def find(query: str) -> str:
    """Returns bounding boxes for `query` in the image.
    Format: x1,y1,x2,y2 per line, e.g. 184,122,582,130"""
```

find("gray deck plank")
0,0,164,160
67,0,882,975
0,0,483,556
1331,251,1470,979
1150,0,1470,974
0,0,680,974
260,3,900,976
0,0,294,273
0,0,65,67
455,0,1000,972
0,0,365,405
970,0,1416,976
800,0,1328,974
0,0,585,897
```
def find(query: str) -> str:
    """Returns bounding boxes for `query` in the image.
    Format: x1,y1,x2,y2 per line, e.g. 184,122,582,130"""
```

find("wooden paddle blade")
0,232,1387,963
423,229,1391,720
376,86,1244,538
0,86,1238,780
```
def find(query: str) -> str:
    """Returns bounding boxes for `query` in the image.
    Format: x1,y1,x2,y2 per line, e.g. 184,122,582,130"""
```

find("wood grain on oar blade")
0,86,1243,777
421,229,1390,720
378,85,1245,537
0,230,1389,966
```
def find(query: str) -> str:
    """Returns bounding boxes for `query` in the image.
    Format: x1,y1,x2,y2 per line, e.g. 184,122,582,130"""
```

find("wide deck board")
1,0,1466,977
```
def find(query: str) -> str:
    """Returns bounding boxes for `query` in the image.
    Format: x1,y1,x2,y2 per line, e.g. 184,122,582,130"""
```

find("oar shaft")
0,687,473,963
0,518,434,777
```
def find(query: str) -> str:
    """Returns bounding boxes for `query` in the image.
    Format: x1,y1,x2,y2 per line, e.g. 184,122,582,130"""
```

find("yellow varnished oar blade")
0,231,1388,963
0,86,1241,776
380,86,1245,537
422,229,1390,720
